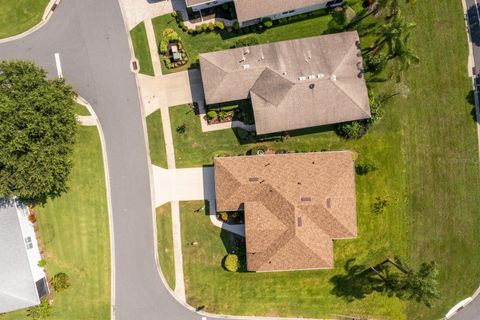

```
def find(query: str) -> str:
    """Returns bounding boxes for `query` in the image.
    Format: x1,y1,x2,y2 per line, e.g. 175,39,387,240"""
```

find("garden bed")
216,211,244,225
205,99,254,125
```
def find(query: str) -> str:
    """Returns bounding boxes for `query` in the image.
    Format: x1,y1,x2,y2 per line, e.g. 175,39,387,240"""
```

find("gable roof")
0,202,40,313
214,151,357,272
234,0,330,23
199,31,370,135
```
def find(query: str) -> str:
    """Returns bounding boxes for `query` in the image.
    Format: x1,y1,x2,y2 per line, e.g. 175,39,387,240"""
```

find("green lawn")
146,110,168,168
152,13,333,74
0,0,50,39
1,126,110,319
400,1,480,319
181,200,406,319
151,1,480,319
74,102,91,116
156,202,175,290
130,21,155,76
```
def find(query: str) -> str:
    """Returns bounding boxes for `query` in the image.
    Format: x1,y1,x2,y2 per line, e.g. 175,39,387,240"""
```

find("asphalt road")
0,1,211,319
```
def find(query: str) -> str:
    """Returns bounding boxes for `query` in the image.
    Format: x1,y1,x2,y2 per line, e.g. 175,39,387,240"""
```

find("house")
186,0,344,26
214,151,357,272
200,31,370,135
0,201,48,313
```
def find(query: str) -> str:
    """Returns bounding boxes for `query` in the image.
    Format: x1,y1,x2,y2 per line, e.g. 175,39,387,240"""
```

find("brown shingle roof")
214,151,357,272
200,32,370,135
234,0,330,23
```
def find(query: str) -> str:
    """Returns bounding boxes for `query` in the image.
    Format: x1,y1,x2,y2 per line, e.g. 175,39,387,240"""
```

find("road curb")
0,0,60,44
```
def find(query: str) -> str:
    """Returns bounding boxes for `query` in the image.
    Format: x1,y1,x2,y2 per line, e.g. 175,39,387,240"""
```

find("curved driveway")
0,1,211,319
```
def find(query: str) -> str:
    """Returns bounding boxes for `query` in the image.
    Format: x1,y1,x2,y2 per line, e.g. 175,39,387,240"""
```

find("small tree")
50,272,70,292
0,60,77,206
215,21,225,30
262,17,273,28
26,300,52,319
224,254,239,272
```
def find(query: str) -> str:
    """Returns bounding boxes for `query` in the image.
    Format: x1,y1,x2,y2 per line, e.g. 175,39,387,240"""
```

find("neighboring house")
186,0,344,25
0,201,48,313
214,151,357,272
200,31,370,135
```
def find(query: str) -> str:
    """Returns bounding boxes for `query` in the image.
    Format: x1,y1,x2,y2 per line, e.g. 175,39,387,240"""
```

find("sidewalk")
144,19,163,77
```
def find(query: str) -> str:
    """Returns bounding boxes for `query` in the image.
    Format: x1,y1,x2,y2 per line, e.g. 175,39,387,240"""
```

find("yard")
149,1,480,319
151,12,333,74
146,110,168,168
0,0,50,39
130,21,155,76
0,126,110,319
181,200,406,319
156,202,175,290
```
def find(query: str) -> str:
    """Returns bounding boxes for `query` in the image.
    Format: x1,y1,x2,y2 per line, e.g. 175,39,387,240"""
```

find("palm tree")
389,35,420,71
369,12,416,55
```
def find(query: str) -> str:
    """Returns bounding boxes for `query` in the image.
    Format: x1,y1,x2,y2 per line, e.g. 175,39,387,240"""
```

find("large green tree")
0,60,77,205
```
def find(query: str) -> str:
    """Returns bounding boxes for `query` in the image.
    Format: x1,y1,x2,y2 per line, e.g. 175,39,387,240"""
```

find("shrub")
207,110,217,120
162,28,179,41
202,23,209,32
220,212,228,221
222,3,229,10
176,123,187,134
336,121,366,139
37,259,47,268
224,254,239,272
232,36,260,48
232,21,240,30
262,17,273,28
207,22,215,32
26,300,52,319
249,145,267,155
195,25,202,33
365,53,387,74
219,111,227,121
181,25,189,32
215,21,225,30
179,21,185,28
50,272,70,292
159,41,168,54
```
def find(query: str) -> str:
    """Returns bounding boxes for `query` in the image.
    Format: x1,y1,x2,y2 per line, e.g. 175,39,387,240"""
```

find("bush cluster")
50,272,71,292
336,93,384,139
224,254,240,272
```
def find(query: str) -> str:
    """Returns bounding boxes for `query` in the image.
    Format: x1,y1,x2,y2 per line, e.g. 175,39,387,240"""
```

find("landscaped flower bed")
205,99,254,125
216,211,244,225
159,28,189,70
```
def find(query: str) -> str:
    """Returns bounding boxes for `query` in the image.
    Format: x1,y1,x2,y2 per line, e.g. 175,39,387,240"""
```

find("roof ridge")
292,234,332,266
331,79,371,118
330,37,357,76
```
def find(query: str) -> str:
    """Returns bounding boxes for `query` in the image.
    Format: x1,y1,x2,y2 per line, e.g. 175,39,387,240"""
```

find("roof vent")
331,74,337,81
326,198,332,208
242,64,250,69
318,73,324,78
308,75,315,80
283,71,287,75
309,83,315,89
248,177,259,182
301,197,312,202
297,217,303,227
298,76,307,81
244,47,250,54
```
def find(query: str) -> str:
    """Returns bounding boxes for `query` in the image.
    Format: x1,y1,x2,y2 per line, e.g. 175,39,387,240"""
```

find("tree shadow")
467,90,478,123
330,258,382,302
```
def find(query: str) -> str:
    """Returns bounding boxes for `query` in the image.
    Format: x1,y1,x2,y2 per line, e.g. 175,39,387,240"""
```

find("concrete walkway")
144,18,162,77
76,115,97,126
117,0,173,30
152,165,245,236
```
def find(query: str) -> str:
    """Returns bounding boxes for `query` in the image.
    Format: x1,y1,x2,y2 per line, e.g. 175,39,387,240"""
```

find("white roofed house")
0,200,48,314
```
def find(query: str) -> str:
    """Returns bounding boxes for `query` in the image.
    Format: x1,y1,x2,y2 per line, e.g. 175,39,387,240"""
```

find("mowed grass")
130,21,155,76
74,102,91,116
0,0,49,39
152,13,332,74
146,110,168,168
156,202,175,290
153,1,480,318
1,126,110,319
399,1,480,319
181,198,406,319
